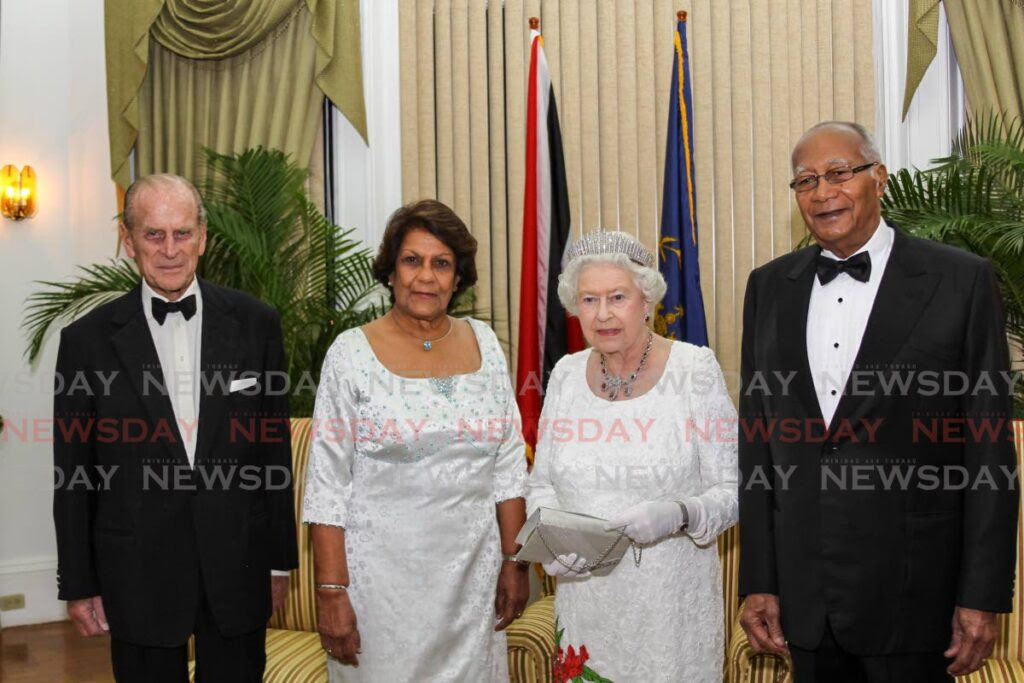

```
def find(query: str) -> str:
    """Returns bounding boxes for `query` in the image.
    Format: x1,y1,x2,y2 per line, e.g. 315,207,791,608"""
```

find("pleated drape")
399,0,875,392
104,0,365,187
137,6,323,186
944,0,1024,121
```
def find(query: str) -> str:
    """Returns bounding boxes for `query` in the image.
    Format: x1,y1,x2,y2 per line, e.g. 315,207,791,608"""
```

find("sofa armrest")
726,599,792,683
507,594,556,683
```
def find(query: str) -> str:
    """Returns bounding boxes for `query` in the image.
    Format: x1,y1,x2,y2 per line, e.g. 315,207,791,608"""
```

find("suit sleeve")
263,311,299,571
956,260,1018,612
738,270,779,597
52,327,101,600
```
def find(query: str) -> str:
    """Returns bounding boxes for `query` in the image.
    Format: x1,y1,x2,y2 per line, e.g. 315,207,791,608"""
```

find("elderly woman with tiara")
526,230,739,682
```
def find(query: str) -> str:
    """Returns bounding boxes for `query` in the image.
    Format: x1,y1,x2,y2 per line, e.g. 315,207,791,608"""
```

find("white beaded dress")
303,318,527,682
526,342,738,682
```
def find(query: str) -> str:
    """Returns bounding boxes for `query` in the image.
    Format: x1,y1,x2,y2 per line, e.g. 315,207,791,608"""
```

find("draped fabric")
104,0,366,187
902,0,941,118
137,5,322,186
944,0,1024,121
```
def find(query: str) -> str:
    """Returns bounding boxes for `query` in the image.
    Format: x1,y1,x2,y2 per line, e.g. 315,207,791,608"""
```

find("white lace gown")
527,342,738,683
303,319,527,682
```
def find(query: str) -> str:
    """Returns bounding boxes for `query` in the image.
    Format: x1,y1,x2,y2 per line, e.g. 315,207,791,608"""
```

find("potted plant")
882,113,1024,417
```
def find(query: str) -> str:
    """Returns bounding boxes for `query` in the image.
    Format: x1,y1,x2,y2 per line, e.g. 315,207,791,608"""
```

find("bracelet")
316,583,349,590
502,553,529,566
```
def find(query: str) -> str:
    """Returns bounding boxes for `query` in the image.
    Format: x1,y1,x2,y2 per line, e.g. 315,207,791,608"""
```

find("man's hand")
739,593,787,655
494,561,530,631
945,606,997,676
316,588,361,667
271,575,290,612
67,596,109,637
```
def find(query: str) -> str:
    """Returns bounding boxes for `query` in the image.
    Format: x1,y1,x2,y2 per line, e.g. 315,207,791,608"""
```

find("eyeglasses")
789,162,878,193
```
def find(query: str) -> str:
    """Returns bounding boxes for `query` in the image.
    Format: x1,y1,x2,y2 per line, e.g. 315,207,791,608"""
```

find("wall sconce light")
1,165,38,220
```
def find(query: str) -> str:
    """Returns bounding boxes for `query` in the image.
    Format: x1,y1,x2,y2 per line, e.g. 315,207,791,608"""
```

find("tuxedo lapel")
830,229,941,430
778,248,824,422
109,286,191,465
195,280,241,464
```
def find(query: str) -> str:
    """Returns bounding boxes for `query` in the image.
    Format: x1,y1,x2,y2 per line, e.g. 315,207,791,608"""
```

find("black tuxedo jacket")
738,228,1018,654
53,279,298,647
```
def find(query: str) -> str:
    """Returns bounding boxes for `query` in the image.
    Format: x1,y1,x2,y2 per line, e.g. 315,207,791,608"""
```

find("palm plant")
23,147,384,415
882,113,1024,415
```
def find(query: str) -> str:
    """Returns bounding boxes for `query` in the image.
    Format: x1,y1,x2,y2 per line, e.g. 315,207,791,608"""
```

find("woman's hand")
604,500,686,544
541,552,592,578
494,561,530,631
316,588,361,666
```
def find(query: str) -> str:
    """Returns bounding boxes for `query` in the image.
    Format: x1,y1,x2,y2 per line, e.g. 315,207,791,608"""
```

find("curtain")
104,0,365,187
137,5,322,185
902,0,941,118
944,0,1024,121
399,0,875,393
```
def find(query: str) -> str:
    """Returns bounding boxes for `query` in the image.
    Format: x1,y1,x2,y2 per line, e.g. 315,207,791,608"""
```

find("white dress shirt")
806,221,893,426
142,277,202,467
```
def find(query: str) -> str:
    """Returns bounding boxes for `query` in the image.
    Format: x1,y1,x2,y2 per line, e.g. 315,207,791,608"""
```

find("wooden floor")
1,620,113,682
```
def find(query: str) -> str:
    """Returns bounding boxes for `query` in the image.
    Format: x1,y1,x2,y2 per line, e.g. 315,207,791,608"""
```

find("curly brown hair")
373,199,478,311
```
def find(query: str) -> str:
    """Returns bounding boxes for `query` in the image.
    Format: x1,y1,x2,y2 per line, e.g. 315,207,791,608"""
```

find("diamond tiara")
564,230,655,268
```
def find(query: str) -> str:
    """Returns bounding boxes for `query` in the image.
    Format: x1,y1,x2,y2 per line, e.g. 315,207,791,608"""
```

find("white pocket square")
229,377,259,393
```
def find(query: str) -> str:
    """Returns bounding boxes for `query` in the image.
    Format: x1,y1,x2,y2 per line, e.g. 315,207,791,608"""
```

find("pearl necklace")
599,332,653,400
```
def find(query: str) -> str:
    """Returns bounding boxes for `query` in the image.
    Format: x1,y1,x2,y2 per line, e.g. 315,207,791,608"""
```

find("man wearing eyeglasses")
737,121,1017,682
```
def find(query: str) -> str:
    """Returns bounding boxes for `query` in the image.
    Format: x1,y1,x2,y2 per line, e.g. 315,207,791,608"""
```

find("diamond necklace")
599,331,654,400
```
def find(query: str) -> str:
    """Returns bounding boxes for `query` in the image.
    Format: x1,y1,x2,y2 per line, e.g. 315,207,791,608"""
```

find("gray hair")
123,174,207,229
557,252,668,315
791,121,882,173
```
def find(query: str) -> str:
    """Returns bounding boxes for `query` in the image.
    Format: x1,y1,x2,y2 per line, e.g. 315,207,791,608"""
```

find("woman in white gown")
303,200,529,681
526,231,739,682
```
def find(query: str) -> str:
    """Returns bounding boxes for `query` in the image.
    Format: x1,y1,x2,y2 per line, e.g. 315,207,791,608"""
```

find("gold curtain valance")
104,0,366,188
150,0,303,59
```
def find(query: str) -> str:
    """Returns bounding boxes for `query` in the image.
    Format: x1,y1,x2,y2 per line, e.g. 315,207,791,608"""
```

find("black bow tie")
151,295,197,325
815,252,871,285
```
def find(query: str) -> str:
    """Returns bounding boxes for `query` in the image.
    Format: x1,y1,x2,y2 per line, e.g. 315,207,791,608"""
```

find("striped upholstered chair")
726,421,1024,683
189,418,574,682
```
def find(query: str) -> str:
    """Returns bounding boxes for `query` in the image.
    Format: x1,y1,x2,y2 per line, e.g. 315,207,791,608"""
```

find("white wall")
0,0,117,627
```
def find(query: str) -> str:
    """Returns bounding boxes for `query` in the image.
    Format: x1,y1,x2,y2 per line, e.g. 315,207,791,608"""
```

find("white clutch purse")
513,507,635,576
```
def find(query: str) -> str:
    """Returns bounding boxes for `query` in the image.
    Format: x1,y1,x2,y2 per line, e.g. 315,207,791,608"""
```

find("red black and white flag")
516,27,584,459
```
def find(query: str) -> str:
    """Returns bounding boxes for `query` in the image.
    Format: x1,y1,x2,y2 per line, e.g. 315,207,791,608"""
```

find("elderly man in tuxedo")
53,174,298,682
738,122,1018,682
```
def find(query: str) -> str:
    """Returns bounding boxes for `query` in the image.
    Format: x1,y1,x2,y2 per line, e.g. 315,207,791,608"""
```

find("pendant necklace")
599,332,653,400
395,314,453,351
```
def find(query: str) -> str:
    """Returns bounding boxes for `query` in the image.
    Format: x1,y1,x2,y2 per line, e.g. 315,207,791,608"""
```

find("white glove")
541,552,592,578
604,500,687,544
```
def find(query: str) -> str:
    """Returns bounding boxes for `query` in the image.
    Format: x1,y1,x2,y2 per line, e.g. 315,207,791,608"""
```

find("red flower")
564,645,584,678
579,644,590,666
553,647,567,683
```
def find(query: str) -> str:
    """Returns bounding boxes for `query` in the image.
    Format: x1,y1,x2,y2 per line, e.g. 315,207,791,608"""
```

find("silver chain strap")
535,524,642,573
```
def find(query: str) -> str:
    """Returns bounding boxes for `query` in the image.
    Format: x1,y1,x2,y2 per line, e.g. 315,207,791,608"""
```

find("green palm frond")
23,260,140,361
882,111,1024,416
